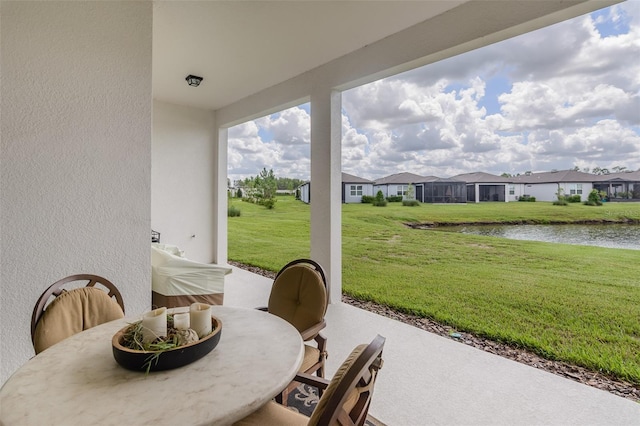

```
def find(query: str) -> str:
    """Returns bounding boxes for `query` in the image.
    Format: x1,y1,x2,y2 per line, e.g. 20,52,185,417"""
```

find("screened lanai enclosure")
467,185,507,202
416,178,467,204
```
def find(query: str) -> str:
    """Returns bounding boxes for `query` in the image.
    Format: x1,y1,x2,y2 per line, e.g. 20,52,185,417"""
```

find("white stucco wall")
0,2,152,384
152,101,216,263
515,182,594,202
343,183,373,203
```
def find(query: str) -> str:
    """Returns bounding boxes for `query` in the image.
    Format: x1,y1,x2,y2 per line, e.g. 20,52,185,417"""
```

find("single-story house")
453,172,511,203
342,173,375,204
592,171,640,200
298,172,374,204
298,181,311,204
510,170,596,202
373,172,430,199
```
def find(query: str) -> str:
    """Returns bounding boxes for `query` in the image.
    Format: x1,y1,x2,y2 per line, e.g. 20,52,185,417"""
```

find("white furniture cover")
151,245,232,308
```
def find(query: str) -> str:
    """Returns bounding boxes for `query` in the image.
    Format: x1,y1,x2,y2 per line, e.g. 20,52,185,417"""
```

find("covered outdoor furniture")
151,245,232,308
31,274,125,354
259,258,329,405
234,334,386,426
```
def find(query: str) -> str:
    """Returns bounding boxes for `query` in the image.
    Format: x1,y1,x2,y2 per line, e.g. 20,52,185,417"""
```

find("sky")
228,2,640,183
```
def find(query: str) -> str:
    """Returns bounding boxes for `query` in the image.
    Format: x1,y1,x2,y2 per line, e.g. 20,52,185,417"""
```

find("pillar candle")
141,307,167,343
190,303,212,338
173,313,190,330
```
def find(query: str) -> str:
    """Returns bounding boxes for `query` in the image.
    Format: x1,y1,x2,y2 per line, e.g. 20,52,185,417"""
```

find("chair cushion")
33,287,124,354
308,344,368,425
301,344,321,372
268,264,327,334
232,400,308,426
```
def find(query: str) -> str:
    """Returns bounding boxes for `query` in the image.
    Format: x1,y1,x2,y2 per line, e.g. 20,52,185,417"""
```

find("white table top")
0,306,304,426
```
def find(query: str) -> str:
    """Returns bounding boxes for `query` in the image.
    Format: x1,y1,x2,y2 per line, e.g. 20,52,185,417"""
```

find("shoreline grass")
228,197,640,383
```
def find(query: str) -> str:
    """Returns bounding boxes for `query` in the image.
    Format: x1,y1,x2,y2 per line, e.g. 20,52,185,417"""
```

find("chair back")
268,259,328,335
309,335,385,426
31,274,125,353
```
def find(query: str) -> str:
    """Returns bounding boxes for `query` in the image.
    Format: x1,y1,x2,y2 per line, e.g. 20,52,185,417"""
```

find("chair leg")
277,385,291,406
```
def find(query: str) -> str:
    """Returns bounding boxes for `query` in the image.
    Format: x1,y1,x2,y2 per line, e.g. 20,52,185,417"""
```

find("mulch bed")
229,260,640,402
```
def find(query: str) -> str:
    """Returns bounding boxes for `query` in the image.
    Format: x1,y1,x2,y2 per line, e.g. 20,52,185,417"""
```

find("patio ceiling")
152,1,466,111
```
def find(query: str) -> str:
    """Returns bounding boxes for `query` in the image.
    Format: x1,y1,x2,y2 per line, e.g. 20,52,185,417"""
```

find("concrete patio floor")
224,266,640,425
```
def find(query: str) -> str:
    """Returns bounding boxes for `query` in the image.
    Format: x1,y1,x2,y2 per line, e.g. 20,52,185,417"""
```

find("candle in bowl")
141,307,167,343
173,312,190,330
190,303,212,338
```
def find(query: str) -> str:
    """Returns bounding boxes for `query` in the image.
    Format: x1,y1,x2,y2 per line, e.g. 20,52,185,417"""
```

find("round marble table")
0,306,304,425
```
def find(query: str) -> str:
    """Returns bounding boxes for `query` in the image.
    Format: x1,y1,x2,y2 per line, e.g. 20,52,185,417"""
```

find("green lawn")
228,197,640,384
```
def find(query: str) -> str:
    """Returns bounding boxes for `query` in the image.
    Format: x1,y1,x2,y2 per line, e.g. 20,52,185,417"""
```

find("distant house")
510,170,596,202
342,173,374,203
453,172,511,203
298,172,374,204
373,172,428,199
415,177,467,203
592,171,640,200
297,180,311,204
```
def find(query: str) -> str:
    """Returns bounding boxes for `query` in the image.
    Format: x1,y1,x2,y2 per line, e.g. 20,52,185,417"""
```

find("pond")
441,224,640,251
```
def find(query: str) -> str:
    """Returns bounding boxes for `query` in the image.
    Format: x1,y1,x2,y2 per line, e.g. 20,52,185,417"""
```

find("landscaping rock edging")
229,261,640,403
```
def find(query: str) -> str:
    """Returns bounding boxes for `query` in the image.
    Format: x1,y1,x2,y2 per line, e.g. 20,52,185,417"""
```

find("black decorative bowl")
112,316,222,372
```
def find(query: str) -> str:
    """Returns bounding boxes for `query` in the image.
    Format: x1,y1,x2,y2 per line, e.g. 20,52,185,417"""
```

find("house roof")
510,170,597,184
422,177,466,183
592,170,640,182
342,173,373,184
452,172,511,184
374,172,428,185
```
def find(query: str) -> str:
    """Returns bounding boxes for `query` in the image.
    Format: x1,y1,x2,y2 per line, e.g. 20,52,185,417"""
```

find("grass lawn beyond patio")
227,197,640,384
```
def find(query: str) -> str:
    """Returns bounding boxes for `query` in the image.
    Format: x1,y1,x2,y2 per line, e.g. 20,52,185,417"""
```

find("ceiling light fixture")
185,74,203,87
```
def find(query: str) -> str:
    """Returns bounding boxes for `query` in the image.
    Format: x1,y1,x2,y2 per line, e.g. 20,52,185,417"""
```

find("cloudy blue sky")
228,1,640,183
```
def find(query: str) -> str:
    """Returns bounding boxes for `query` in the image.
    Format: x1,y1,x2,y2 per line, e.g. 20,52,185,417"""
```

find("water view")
444,224,640,251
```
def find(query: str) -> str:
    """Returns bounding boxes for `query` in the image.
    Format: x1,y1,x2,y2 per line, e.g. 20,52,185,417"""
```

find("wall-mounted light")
185,75,203,87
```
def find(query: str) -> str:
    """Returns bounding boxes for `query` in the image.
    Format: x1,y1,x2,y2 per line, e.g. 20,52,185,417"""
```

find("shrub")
616,191,631,199
386,195,403,202
518,195,536,202
373,190,387,207
361,195,375,204
402,199,420,207
236,188,243,198
260,198,277,209
227,205,241,217
553,199,568,206
566,195,581,203
584,189,603,206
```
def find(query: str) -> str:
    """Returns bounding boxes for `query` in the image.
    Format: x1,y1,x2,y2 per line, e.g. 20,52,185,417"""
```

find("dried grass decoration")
119,313,212,373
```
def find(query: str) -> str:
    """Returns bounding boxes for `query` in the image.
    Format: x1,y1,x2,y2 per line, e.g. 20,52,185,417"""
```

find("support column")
310,89,342,304
213,126,228,265
475,184,480,203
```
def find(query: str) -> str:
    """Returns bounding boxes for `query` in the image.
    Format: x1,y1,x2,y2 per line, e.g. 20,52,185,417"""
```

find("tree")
406,184,415,200
255,168,277,209
373,190,387,207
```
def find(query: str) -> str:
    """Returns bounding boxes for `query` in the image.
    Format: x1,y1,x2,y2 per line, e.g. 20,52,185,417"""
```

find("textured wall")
152,101,216,264
0,1,153,383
